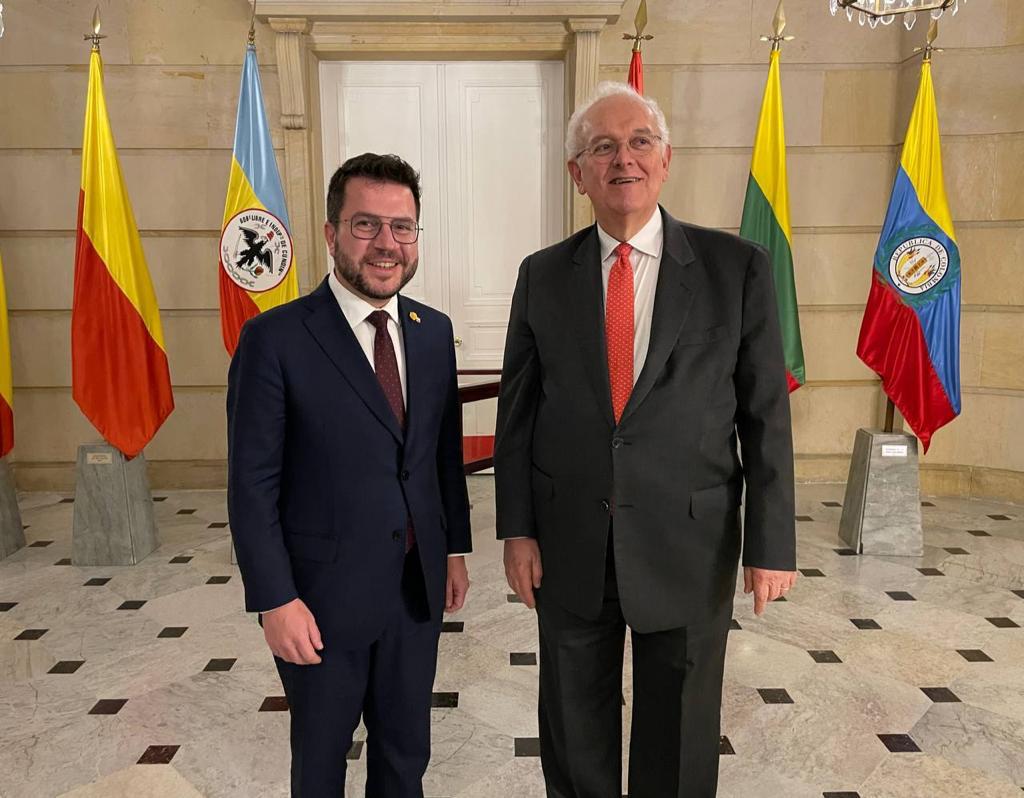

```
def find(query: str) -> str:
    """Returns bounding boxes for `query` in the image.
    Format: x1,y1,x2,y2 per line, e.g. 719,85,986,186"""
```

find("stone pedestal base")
0,458,25,560
71,444,159,566
839,429,923,556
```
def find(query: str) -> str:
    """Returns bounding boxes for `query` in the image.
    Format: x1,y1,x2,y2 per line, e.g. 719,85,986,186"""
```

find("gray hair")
565,81,671,160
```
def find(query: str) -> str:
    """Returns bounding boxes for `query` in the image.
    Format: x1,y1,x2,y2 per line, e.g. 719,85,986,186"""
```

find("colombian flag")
218,45,297,355
72,49,174,458
0,252,13,458
857,60,961,453
739,49,805,392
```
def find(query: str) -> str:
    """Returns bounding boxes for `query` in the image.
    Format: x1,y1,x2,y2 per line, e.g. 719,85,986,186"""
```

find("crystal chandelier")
829,0,966,31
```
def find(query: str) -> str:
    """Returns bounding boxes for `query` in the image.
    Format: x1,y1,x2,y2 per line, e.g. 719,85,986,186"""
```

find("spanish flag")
218,44,297,355
856,59,961,452
0,252,13,458
739,49,805,392
72,49,174,458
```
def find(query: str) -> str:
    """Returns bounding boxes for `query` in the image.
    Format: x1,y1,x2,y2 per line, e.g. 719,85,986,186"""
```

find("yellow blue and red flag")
219,44,297,355
72,49,174,458
0,251,13,458
856,59,960,452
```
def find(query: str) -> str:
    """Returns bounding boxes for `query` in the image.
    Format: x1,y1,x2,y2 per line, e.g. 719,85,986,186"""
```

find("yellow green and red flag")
739,49,805,392
0,252,13,458
218,44,297,355
72,49,174,458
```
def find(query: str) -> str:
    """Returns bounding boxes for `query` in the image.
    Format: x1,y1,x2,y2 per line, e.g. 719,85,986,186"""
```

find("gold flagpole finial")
760,0,795,52
84,5,106,50
248,0,257,47
622,0,653,53
914,19,942,62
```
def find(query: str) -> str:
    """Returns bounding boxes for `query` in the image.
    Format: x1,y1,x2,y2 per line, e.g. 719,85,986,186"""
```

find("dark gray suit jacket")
494,207,795,633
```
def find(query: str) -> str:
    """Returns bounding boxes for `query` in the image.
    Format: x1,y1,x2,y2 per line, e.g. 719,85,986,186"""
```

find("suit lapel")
619,211,697,425
397,295,423,445
570,228,615,426
303,279,404,444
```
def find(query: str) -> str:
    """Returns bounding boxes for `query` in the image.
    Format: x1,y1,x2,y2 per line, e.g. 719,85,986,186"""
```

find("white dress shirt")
595,207,664,384
327,270,465,558
328,270,406,405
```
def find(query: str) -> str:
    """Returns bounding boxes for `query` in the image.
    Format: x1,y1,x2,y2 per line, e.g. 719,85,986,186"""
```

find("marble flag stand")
0,457,25,560
71,443,159,566
839,429,924,556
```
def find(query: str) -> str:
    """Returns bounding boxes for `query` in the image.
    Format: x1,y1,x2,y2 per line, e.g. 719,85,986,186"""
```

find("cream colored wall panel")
145,389,228,461
941,134,1024,222
0,1,132,66
163,314,232,387
927,49,1024,137
0,150,235,231
790,383,879,455
994,135,1024,219
978,312,1024,391
668,67,824,148
922,390,1024,472
959,311,985,389
0,66,281,150
799,308,876,383
1010,0,1024,46
821,68,900,147
790,231,876,306
958,225,1024,306
7,312,70,388
0,235,223,311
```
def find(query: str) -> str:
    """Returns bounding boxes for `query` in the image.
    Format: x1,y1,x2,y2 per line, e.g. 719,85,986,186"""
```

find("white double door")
320,61,565,369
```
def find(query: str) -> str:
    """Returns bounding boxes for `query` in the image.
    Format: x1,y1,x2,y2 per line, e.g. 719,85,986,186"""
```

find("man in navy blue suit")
227,153,472,798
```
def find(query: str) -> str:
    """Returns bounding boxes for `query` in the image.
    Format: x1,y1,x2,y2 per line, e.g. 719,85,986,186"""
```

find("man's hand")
261,598,323,665
504,538,543,609
744,567,797,616
446,556,471,613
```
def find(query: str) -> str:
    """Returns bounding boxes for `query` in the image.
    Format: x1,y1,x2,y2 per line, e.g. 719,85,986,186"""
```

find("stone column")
0,458,25,560
839,429,924,556
567,18,604,233
270,17,320,293
71,444,159,566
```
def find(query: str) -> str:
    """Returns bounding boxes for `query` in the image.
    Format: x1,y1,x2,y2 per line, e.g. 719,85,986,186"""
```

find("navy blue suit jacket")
227,279,472,647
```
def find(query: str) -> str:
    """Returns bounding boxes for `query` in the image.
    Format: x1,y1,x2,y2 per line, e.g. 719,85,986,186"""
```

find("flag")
739,49,805,392
219,44,297,355
0,252,13,458
72,49,174,458
856,60,960,453
627,48,643,94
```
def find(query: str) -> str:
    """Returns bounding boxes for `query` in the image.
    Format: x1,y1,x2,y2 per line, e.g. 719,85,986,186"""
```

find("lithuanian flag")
0,252,13,458
72,49,174,458
218,44,297,355
739,49,805,392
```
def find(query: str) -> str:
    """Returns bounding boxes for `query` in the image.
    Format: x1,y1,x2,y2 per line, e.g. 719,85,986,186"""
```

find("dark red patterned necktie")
366,310,414,552
606,242,634,423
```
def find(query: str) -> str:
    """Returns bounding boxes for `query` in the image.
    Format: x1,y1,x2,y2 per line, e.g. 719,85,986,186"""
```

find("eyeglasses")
341,213,421,244
575,134,663,162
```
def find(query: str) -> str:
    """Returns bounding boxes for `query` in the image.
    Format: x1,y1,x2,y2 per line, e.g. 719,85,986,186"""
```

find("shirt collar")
328,270,401,330
596,206,664,263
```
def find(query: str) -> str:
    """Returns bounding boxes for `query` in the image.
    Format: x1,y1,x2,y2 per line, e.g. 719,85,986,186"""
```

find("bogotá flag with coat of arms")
219,44,297,356
856,59,961,453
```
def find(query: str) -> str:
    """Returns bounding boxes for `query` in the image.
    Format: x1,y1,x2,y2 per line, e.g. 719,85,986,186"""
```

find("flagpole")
760,0,795,52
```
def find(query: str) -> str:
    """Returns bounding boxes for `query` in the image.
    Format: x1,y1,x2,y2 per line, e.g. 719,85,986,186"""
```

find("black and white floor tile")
1,479,1022,796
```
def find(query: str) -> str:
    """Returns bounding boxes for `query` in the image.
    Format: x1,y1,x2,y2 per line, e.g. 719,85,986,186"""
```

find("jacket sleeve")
734,244,797,571
436,317,473,554
494,256,542,540
226,320,298,612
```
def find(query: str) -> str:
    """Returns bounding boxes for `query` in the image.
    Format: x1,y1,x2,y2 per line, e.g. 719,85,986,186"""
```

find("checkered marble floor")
1,478,1023,797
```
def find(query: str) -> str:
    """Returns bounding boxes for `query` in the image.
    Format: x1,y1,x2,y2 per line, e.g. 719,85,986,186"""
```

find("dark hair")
326,153,421,225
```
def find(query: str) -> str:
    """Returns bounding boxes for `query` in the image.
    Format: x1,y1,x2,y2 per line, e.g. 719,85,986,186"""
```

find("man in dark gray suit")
494,82,798,798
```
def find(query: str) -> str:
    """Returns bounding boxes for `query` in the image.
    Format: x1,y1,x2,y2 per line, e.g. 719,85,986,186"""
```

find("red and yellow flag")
72,49,174,458
0,252,14,458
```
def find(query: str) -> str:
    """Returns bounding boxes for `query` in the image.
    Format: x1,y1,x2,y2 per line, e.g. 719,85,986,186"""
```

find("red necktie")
606,242,634,424
367,310,414,552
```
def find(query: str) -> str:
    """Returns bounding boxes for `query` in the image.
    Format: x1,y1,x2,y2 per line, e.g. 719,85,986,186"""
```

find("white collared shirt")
595,207,664,384
327,270,407,405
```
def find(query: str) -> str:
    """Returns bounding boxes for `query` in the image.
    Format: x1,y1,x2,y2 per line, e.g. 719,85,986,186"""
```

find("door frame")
253,0,626,294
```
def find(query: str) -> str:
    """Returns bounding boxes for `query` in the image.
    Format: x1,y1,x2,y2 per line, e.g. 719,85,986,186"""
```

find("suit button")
392,530,402,542
401,470,410,481
601,500,611,512
612,437,624,449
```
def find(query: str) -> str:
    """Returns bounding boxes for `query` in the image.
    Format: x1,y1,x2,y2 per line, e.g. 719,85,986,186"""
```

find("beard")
331,246,419,302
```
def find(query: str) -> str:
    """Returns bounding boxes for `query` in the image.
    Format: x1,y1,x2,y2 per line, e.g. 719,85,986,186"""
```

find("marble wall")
0,0,1021,499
